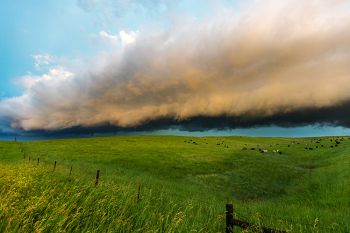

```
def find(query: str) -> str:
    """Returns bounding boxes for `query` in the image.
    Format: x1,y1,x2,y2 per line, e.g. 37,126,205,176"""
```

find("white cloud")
99,30,118,44
99,30,138,46
32,54,54,69
119,30,137,45
18,67,74,89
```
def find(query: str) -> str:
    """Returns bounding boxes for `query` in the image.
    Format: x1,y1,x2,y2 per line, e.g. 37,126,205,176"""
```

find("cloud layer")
1,0,350,131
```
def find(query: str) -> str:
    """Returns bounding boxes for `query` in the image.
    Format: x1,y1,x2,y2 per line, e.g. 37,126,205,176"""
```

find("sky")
0,0,232,97
1,0,350,136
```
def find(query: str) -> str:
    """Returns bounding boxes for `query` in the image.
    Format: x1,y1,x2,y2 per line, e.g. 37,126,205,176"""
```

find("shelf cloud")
1,0,350,132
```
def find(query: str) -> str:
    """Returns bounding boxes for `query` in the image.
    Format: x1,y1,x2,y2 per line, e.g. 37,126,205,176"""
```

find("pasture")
0,136,349,232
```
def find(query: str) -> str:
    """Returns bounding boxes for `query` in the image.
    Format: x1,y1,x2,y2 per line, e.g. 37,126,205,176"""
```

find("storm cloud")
1,0,350,132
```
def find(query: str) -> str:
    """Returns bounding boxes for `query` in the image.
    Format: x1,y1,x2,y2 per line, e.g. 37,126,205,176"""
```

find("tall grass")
0,163,226,232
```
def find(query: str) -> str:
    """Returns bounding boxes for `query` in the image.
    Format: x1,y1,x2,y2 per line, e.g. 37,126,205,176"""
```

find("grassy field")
0,136,349,232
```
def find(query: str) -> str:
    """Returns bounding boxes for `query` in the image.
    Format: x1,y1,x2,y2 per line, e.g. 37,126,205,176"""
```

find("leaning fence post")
226,204,234,233
95,170,100,186
53,161,57,171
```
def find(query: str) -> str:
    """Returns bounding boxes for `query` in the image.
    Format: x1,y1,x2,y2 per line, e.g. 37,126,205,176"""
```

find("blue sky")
0,0,237,98
1,0,94,96
0,0,149,96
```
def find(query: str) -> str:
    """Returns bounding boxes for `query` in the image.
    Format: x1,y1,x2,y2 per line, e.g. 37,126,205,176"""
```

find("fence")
226,204,286,233
16,142,290,232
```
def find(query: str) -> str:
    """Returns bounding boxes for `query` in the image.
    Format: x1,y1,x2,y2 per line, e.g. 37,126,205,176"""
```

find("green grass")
0,136,349,232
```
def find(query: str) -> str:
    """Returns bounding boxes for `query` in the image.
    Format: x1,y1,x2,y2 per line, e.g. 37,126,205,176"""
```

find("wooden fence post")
137,184,141,203
226,204,234,233
95,170,100,186
69,166,72,176
54,161,57,171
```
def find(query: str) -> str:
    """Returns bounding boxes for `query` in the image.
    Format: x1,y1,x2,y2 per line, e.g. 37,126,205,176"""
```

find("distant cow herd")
182,137,348,156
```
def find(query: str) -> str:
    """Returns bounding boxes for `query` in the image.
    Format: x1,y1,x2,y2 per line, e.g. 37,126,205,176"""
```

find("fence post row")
10,143,291,233
11,140,288,233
